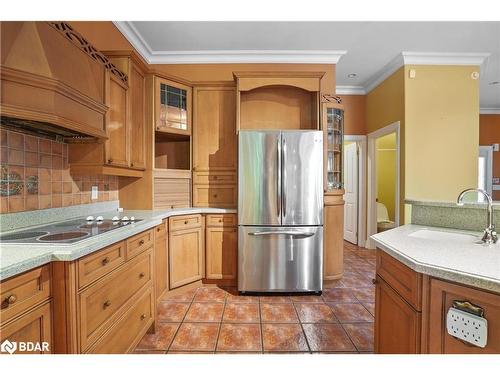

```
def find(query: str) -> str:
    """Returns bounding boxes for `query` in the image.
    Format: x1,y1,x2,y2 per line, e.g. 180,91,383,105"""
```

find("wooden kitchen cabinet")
323,192,344,280
375,276,421,354
105,72,129,167
155,77,191,136
205,214,238,281
168,214,204,289
192,86,237,208
154,220,169,300
0,302,53,354
69,51,147,177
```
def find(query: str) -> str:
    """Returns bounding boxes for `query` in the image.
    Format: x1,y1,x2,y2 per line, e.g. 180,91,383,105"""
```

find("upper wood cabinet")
105,72,129,167
0,21,111,139
193,86,237,171
69,51,147,177
155,77,191,136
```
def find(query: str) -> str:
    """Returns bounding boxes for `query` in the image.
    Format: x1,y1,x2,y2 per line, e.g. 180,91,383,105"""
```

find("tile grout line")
291,300,312,354
165,288,196,353
213,292,227,353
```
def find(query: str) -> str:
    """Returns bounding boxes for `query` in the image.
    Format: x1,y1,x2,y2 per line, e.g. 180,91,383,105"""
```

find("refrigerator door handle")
248,231,315,238
277,136,281,217
282,136,287,218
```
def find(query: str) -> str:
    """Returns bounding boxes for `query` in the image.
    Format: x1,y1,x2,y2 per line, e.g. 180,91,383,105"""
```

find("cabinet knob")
103,300,112,309
184,220,188,224
139,272,145,278
218,219,222,223
170,205,174,209
213,194,218,198
157,227,161,232
5,294,17,305
140,314,147,320
108,158,113,164
372,278,378,285
139,239,145,245
102,257,110,266
130,162,134,167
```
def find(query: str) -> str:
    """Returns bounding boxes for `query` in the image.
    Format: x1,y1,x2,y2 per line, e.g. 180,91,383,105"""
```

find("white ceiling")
117,21,500,109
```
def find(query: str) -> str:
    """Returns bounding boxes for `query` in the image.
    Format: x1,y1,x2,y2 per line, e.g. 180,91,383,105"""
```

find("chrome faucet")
457,188,498,244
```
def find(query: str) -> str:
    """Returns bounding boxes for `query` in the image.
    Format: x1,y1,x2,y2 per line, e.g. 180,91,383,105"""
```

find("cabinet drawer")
77,242,126,289
78,249,153,351
0,301,52,354
86,288,153,354
1,265,51,323
193,171,236,185
206,214,237,227
376,250,422,310
155,220,167,237
126,229,154,259
169,214,202,231
193,185,237,208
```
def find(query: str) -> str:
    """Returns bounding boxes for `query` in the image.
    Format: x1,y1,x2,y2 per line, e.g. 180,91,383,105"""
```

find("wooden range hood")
0,22,127,140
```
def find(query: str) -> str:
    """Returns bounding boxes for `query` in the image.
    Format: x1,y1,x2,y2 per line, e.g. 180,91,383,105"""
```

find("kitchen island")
371,225,500,354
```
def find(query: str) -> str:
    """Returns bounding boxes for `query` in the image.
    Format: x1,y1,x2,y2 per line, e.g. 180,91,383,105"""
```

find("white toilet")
377,202,396,232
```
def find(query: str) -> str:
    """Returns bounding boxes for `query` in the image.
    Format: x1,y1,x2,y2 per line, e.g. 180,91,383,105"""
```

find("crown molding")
113,21,153,64
335,85,367,95
480,108,500,114
364,51,490,93
114,22,346,64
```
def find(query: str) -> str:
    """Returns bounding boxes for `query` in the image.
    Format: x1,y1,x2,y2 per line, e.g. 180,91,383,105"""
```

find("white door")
478,146,493,202
343,142,358,244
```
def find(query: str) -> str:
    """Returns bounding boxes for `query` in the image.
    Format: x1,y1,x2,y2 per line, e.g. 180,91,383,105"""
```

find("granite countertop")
0,207,236,281
371,224,500,294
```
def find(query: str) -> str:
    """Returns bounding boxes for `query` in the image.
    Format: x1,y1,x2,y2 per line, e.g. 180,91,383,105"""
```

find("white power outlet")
91,185,98,200
447,307,487,348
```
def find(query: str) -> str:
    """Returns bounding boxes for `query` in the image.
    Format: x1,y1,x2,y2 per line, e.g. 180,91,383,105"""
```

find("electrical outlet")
493,143,499,152
91,185,98,200
447,307,487,348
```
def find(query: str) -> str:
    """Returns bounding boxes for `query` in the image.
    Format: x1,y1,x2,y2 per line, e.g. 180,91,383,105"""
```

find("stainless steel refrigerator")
238,130,324,293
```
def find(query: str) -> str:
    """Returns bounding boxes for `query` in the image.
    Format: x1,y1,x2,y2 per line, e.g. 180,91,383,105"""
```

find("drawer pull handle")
103,300,112,309
5,294,17,305
140,314,147,320
139,272,145,278
130,162,134,167
213,194,218,198
139,240,145,245
102,257,110,266
218,219,222,223
184,220,188,224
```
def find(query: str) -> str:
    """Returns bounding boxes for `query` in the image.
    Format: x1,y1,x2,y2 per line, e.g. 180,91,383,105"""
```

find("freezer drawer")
238,226,323,293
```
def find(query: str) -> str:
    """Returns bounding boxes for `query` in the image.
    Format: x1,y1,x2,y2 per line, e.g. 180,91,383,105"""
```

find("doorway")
366,122,400,249
478,145,493,201
343,135,367,247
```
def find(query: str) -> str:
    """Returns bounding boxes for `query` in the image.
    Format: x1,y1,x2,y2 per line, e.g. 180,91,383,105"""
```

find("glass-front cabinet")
155,76,191,135
322,102,344,192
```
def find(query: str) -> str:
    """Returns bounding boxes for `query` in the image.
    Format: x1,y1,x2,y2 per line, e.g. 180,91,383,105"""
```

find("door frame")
366,122,400,249
344,135,367,248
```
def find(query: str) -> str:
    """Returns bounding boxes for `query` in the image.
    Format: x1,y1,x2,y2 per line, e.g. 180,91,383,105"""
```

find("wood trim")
47,22,128,85
69,164,144,178
234,71,325,92
153,168,192,179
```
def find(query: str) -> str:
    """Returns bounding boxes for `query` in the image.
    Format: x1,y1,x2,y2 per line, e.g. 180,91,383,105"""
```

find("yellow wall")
404,65,480,201
376,133,397,221
366,67,406,222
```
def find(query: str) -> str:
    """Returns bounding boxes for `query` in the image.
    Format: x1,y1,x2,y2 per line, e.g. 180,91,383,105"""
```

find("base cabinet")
205,215,237,281
168,215,204,289
0,302,52,354
375,276,421,353
323,192,344,280
154,221,169,300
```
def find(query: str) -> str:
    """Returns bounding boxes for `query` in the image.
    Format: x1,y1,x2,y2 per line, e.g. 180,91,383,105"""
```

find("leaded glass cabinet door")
155,77,190,135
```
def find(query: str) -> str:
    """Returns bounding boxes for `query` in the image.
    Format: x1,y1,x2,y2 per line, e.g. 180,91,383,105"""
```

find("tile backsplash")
0,129,118,213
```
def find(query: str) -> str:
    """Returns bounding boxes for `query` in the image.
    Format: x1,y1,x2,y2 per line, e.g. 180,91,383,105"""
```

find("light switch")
91,186,98,200
493,143,499,152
